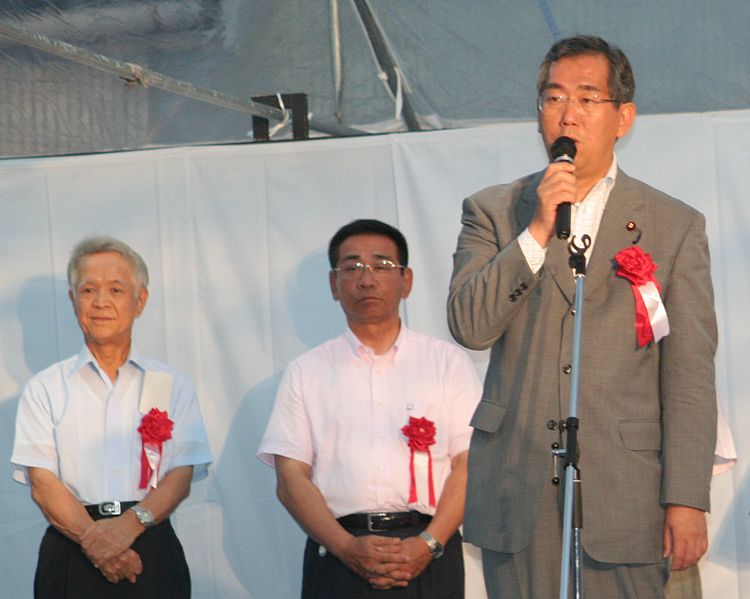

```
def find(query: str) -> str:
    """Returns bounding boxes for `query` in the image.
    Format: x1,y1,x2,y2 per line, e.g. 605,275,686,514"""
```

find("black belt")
85,501,138,520
337,511,431,532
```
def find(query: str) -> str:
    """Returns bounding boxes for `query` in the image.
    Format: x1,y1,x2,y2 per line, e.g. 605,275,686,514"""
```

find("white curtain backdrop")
0,110,747,598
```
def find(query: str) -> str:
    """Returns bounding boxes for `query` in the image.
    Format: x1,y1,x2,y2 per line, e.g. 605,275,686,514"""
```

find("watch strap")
418,530,444,559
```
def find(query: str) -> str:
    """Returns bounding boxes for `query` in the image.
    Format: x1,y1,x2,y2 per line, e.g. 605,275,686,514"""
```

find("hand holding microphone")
529,136,577,247
549,136,577,240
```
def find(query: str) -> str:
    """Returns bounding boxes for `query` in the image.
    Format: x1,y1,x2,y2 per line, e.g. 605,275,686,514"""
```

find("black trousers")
34,519,190,599
301,526,464,599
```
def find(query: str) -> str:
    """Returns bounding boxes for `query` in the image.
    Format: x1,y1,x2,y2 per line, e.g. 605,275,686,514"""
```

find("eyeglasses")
537,92,619,114
332,259,406,277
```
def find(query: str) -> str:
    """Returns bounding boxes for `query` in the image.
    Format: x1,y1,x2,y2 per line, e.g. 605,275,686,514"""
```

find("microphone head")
550,136,577,161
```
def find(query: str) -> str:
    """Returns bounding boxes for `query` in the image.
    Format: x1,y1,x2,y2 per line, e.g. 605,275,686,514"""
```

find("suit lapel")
585,170,647,298
545,238,576,303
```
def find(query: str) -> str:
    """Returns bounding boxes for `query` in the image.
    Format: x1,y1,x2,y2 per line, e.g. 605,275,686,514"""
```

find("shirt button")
562,365,572,375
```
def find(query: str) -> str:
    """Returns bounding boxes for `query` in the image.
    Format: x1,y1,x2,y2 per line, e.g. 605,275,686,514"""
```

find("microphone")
550,136,577,240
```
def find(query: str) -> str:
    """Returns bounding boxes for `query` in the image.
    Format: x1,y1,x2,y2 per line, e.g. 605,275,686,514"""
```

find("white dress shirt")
257,325,481,518
11,346,212,504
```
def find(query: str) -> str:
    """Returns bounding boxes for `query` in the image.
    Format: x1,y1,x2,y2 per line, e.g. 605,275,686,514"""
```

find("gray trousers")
480,482,668,599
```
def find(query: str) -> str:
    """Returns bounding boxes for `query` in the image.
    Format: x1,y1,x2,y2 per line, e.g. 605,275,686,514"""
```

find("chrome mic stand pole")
558,234,590,599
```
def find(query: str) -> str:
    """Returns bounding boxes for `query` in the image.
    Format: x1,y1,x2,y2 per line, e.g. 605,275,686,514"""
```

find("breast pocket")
470,399,507,434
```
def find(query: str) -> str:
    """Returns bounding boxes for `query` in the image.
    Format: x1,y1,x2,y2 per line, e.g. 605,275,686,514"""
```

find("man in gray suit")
448,35,717,598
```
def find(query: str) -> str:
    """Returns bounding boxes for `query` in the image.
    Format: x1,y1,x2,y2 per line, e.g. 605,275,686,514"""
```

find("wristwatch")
418,531,444,559
130,505,155,529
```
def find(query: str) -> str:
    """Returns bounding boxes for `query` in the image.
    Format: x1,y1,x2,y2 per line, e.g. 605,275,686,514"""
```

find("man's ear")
135,287,149,317
616,102,637,139
329,271,340,302
400,268,414,299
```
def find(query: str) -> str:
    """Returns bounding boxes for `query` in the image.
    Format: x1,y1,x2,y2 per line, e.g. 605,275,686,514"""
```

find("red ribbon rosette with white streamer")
401,416,437,508
137,407,174,489
614,246,670,347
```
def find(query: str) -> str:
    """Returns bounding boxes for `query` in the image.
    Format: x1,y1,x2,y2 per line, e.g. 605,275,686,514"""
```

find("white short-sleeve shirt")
258,325,482,517
11,346,213,504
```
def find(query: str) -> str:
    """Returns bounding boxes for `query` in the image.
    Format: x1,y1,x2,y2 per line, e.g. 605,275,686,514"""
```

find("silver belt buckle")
98,500,122,516
366,512,387,532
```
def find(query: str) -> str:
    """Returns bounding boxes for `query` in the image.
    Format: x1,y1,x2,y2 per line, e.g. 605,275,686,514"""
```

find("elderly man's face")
69,251,148,350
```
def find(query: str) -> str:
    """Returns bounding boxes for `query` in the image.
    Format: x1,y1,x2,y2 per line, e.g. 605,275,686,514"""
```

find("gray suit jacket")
448,169,717,564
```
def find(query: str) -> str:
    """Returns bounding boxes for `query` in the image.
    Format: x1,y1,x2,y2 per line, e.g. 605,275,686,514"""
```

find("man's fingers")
371,549,410,563
662,525,672,558
664,505,708,570
671,537,707,571
368,575,409,589
369,536,403,549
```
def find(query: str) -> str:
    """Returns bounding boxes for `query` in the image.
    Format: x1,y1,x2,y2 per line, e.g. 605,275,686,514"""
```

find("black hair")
537,35,635,104
328,219,408,268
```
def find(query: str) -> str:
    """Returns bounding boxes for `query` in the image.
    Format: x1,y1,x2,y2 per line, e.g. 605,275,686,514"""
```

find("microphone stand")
555,234,590,599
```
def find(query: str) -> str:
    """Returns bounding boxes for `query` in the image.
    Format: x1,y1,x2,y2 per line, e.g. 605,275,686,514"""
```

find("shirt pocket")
618,419,662,451
470,399,507,434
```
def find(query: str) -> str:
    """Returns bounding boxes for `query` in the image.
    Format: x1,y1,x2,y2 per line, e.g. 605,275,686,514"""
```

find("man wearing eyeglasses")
259,219,481,598
448,36,717,598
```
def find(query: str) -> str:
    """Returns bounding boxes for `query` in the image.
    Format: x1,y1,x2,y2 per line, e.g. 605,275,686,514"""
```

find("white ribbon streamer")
638,281,670,343
144,443,162,489
411,451,429,507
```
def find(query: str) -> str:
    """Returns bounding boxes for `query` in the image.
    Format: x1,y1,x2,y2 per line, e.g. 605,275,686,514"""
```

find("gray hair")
537,35,635,104
67,236,149,292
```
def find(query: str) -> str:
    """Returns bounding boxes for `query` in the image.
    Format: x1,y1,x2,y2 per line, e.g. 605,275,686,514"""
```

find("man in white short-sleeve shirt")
258,219,481,598
12,236,212,598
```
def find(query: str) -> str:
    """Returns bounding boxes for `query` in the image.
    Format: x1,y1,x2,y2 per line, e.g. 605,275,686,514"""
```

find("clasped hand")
98,548,143,584
81,517,142,584
339,534,432,590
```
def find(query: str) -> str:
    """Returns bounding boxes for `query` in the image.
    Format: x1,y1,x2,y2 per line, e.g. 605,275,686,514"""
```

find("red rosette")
401,416,437,507
614,245,668,347
137,408,174,489
614,246,658,287
138,408,174,444
401,416,436,451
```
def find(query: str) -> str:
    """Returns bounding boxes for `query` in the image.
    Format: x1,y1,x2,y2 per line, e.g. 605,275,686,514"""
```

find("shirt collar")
605,153,618,186
71,344,146,377
344,323,408,365
598,154,618,196
580,154,618,201
573,154,618,218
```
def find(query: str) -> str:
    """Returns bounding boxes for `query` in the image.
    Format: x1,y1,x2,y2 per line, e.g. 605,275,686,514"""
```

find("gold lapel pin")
626,221,641,244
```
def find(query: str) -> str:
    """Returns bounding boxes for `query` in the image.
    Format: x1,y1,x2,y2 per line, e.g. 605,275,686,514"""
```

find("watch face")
133,506,154,527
